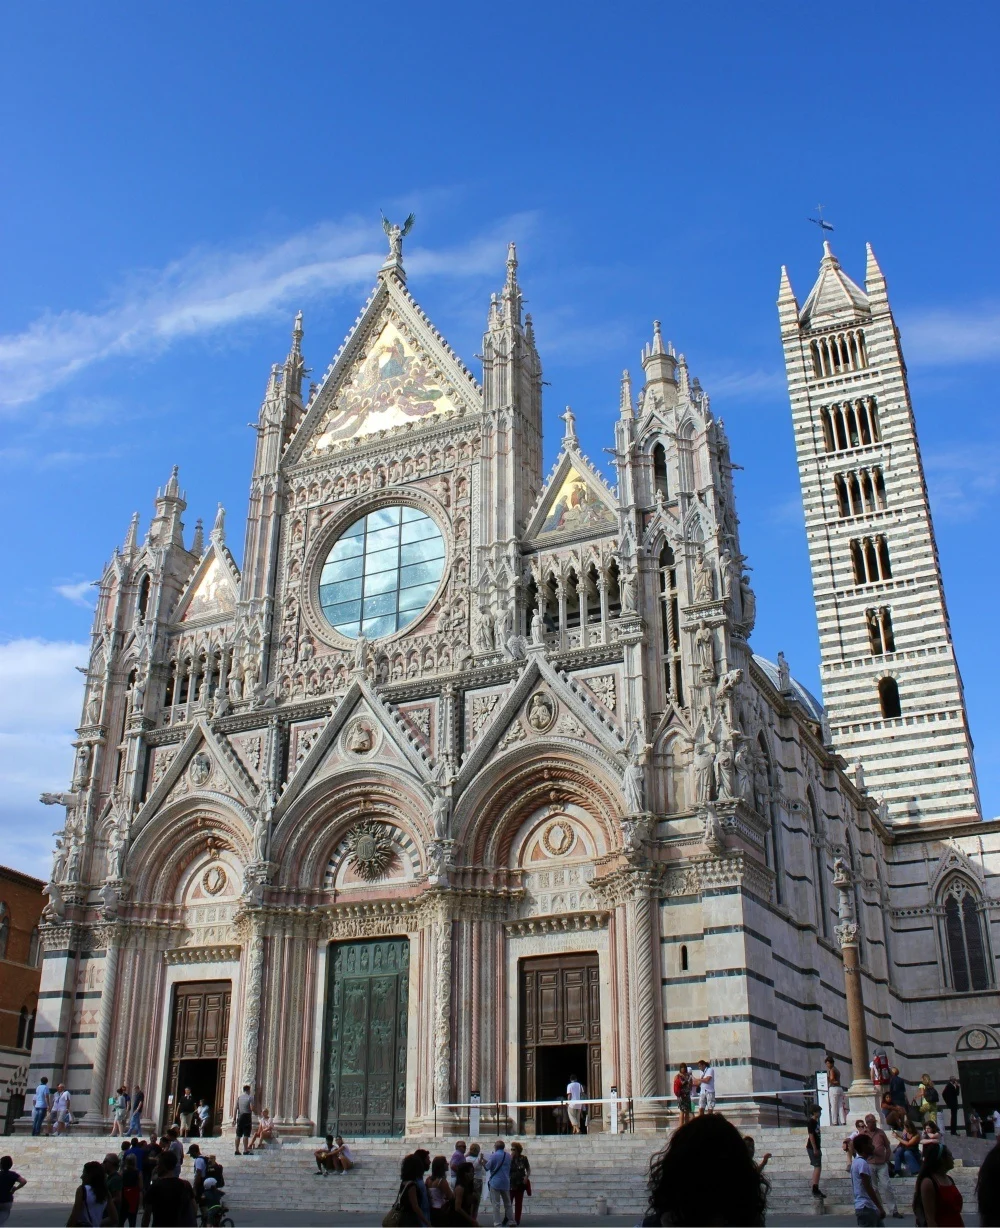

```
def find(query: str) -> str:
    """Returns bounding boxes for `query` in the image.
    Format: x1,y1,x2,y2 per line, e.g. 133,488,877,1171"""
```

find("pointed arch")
940,875,991,992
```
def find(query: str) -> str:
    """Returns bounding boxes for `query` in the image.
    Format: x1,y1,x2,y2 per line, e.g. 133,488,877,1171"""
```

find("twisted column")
631,891,660,1098
433,913,453,1107
240,919,265,1090
89,935,121,1122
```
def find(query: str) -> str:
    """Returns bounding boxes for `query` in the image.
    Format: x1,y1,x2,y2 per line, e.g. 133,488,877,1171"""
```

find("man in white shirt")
31,1078,51,1136
566,1077,584,1134
696,1060,716,1115
51,1084,72,1135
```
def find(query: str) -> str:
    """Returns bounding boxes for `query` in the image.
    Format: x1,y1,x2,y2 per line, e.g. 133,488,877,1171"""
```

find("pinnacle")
212,503,226,542
651,320,666,355
620,369,634,417
192,518,204,555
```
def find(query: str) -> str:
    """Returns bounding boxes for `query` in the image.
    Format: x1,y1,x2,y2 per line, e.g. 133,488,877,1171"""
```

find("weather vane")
808,204,834,239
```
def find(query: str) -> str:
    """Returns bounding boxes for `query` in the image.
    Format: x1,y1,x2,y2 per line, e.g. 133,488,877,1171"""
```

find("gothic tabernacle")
30,223,1000,1137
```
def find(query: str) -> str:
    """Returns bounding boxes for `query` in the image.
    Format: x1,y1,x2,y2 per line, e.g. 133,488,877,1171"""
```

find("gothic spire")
123,511,140,555
799,241,870,326
191,518,204,556
620,369,634,419
282,310,306,401
642,320,678,407
502,242,523,328
865,242,889,310
148,466,186,547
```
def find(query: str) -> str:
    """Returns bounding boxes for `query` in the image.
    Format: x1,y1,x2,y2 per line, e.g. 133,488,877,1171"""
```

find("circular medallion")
526,691,557,734
202,865,228,896
967,1029,988,1050
542,819,575,857
189,752,212,787
345,820,397,882
343,717,380,757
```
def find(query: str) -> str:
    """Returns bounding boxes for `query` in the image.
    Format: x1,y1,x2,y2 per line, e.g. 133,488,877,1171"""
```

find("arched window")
659,545,683,704
835,474,850,517
878,676,901,718
653,444,669,501
0,902,9,959
680,945,689,972
136,573,151,622
678,423,696,491
808,788,830,938
942,879,990,992
523,575,538,636
867,607,895,656
564,569,581,629
28,926,40,967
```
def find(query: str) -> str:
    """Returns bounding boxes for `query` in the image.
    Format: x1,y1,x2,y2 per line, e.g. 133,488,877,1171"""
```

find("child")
201,1176,226,1225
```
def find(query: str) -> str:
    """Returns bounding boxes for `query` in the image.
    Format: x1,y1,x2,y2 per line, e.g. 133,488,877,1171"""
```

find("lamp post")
832,856,879,1117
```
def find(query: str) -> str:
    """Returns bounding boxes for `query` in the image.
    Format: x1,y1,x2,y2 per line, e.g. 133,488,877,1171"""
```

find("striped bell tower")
778,242,980,825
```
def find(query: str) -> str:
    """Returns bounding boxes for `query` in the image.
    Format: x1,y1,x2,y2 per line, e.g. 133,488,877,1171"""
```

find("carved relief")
584,674,617,712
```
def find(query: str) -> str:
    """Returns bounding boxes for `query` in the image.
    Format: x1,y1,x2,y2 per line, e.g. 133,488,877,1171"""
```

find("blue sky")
2,3,999,877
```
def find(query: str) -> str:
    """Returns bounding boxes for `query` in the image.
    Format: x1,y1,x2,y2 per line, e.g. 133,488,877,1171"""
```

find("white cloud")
925,445,1000,521
901,306,1000,365
0,639,88,880
54,580,96,606
702,368,787,401
0,214,536,410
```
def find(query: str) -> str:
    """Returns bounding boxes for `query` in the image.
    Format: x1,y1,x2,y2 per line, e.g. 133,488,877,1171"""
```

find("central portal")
519,952,601,1134
322,938,409,1137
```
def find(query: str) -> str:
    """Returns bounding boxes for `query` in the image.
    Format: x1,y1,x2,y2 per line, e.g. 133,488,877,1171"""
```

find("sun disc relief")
345,820,397,882
542,819,575,857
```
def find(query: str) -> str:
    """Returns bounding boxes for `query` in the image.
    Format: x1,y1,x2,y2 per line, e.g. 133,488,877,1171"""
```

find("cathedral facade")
28,229,1000,1137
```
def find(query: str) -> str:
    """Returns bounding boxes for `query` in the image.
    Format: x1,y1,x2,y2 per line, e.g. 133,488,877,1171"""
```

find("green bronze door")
322,938,409,1136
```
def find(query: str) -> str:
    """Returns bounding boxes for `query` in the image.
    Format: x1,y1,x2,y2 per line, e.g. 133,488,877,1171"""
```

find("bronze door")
165,980,230,1135
520,952,601,1133
322,939,409,1136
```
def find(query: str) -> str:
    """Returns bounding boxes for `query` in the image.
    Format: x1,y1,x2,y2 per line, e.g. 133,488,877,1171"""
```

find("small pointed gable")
287,274,481,465
799,243,871,328
525,448,618,543
174,543,240,625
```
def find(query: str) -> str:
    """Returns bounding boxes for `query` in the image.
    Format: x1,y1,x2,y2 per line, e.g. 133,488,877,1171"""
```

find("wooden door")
520,952,602,1131
322,939,409,1136
165,981,230,1134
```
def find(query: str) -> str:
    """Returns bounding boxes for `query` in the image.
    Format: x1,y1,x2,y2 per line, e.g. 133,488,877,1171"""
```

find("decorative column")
433,907,453,1108
89,925,122,1124
239,915,266,1091
832,857,878,1116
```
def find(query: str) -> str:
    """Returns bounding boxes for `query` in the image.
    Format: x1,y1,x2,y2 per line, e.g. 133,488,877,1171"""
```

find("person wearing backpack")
921,1075,940,1126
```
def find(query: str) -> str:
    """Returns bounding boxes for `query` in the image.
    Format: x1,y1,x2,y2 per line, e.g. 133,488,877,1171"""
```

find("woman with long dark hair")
67,1160,118,1226
913,1142,963,1227
642,1116,769,1227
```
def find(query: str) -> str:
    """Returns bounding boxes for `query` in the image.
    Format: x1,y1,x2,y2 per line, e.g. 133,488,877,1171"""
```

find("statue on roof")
381,212,415,263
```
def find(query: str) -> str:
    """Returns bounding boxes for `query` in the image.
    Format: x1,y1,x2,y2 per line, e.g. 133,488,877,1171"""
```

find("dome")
752,654,824,723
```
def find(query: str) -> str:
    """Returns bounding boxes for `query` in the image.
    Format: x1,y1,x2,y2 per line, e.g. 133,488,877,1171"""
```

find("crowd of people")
385,1140,530,1227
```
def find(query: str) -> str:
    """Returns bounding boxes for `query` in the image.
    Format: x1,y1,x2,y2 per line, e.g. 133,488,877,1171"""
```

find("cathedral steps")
3,1132,982,1217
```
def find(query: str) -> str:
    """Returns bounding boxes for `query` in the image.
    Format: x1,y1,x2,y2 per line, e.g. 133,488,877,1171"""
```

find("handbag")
525,1178,532,1197
383,1181,410,1228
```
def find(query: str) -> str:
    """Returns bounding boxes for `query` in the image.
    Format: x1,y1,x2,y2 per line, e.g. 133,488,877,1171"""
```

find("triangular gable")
133,719,259,833
274,675,433,819
285,274,482,466
173,542,240,625
524,448,618,543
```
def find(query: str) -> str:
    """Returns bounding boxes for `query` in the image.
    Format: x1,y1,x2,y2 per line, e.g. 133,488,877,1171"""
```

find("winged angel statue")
382,211,415,262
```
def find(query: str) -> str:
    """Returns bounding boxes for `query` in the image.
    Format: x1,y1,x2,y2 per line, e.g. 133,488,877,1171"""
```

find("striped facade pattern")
779,245,980,824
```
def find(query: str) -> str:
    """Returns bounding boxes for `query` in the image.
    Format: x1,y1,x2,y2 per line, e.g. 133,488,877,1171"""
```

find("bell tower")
779,242,980,824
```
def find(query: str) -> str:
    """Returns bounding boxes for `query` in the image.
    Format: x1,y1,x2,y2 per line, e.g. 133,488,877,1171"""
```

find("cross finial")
808,204,835,243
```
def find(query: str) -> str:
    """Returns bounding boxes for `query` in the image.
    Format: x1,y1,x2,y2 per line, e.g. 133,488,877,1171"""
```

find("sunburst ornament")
345,820,397,882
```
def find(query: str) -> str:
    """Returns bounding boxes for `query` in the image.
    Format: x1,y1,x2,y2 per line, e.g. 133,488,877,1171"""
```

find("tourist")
31,1076,50,1136
111,1087,129,1137
807,1104,825,1200
994,1108,1000,1138
871,1048,891,1112
140,1141,160,1202
249,1107,275,1150
509,1142,530,1226
449,1140,467,1176
565,1074,584,1134
314,1134,336,1174
201,1176,225,1224
743,1136,770,1175
426,1155,453,1225
103,1152,123,1224
845,1120,867,1172
914,1142,964,1226
864,1113,900,1219
891,1118,921,1175
826,1056,848,1126
673,1063,693,1126
166,1130,184,1168
0,1155,26,1227
467,1142,486,1218
642,1116,768,1226
920,1075,940,1126
391,1153,430,1227
120,1155,141,1228
196,1099,211,1137
923,1119,942,1149
233,1084,253,1155
943,1077,961,1135
851,1134,885,1227
187,1143,207,1197
485,1140,512,1227
52,1083,73,1135
140,1151,196,1227
128,1086,144,1137
696,1058,716,1115
177,1086,196,1138
976,1137,1000,1226
413,1150,433,1224
888,1067,907,1112
970,1108,983,1138
328,1136,354,1173
204,1154,225,1191
452,1161,478,1226
69,1161,117,1227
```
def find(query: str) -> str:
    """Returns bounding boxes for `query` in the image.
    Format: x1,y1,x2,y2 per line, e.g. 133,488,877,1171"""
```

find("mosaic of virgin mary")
314,322,451,448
